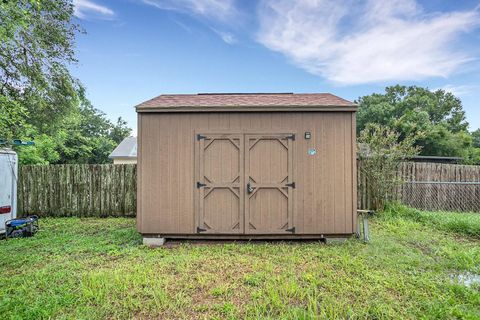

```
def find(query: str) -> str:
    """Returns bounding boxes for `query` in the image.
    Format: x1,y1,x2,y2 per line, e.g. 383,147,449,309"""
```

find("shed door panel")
245,134,294,234
197,134,244,234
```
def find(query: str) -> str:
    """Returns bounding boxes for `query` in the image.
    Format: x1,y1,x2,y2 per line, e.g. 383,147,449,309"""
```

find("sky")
71,0,480,134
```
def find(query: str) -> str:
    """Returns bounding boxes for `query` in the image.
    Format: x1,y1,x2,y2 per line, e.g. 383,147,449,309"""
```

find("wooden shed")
136,93,357,245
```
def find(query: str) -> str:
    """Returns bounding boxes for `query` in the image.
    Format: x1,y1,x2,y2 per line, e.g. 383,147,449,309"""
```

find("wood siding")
138,112,356,236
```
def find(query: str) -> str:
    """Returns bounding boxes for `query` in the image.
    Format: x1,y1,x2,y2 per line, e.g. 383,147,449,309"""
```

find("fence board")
18,164,137,217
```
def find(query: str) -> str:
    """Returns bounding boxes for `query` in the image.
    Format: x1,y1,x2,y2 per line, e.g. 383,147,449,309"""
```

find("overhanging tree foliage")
0,0,131,164
473,129,480,148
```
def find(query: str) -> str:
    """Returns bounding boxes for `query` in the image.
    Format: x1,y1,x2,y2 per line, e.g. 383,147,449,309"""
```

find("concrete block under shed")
143,237,166,247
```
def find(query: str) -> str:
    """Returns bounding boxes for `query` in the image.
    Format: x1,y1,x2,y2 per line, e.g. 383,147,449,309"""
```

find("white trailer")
0,148,18,235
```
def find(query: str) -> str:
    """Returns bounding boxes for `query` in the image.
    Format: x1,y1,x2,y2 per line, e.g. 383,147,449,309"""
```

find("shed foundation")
143,237,166,247
324,237,349,245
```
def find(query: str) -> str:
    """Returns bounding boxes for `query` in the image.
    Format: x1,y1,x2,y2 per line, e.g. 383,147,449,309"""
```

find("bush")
358,124,420,210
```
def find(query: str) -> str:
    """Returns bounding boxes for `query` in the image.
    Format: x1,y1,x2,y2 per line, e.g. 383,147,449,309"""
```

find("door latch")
285,182,295,188
247,182,254,194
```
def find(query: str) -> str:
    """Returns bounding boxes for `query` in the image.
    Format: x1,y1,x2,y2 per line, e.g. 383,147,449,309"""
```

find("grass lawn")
1,205,479,319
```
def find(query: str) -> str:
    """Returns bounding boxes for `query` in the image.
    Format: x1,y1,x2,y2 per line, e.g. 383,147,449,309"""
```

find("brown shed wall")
137,111,356,236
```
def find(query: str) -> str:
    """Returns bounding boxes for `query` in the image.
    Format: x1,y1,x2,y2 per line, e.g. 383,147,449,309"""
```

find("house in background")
357,143,463,164
109,136,137,164
408,155,462,164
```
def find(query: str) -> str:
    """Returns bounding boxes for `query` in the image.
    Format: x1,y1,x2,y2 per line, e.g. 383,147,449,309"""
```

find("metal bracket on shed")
285,182,295,188
196,182,206,188
197,226,207,233
197,134,206,140
285,226,295,233
286,134,295,140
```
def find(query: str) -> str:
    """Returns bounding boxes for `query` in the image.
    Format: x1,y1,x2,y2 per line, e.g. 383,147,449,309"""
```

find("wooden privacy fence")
358,161,480,212
17,162,480,217
18,164,136,217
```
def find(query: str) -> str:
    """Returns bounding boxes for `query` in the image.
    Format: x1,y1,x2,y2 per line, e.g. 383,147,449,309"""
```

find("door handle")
247,182,254,194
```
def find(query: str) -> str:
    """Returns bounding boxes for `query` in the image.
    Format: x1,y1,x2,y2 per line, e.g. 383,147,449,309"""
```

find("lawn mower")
5,215,39,238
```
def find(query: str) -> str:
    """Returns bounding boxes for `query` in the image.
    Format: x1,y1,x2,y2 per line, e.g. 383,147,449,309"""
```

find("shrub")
358,124,421,210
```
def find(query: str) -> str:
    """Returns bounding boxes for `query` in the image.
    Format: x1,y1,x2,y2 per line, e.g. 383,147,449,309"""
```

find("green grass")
383,202,480,238
0,207,479,319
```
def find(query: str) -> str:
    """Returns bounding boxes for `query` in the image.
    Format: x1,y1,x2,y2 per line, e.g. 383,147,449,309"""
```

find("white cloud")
142,0,239,44
211,28,237,44
434,84,476,97
142,0,237,22
257,0,480,85
73,0,114,20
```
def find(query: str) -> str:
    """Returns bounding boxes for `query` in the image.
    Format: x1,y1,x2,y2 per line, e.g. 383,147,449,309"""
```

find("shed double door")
196,133,295,235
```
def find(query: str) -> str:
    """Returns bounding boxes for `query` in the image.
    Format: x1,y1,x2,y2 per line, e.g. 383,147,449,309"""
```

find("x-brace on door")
196,134,244,234
244,134,294,234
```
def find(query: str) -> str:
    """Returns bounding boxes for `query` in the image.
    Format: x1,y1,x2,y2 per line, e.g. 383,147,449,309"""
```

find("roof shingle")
136,93,356,111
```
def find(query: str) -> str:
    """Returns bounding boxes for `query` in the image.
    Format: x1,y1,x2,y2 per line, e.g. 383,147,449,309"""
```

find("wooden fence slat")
17,164,137,217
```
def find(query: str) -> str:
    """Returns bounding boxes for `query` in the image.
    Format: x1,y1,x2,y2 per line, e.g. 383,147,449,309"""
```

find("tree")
356,85,470,157
0,1,132,164
110,118,132,144
0,1,80,125
17,134,60,164
0,95,29,141
472,129,480,148
358,124,421,211
56,100,132,164
1,0,80,153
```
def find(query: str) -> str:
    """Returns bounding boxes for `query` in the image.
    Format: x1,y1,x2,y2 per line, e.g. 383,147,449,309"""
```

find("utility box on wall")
136,93,357,242
0,148,18,235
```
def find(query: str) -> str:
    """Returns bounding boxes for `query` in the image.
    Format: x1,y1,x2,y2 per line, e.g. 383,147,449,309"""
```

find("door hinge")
287,134,295,140
197,134,206,140
197,182,206,188
285,182,295,188
286,226,295,233
197,226,207,233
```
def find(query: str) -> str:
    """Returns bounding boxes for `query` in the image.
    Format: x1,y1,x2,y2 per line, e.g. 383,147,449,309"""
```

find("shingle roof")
109,137,137,159
136,93,356,112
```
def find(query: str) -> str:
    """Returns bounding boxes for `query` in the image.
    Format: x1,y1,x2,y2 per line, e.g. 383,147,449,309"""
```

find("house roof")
357,144,463,163
109,137,137,159
410,155,463,163
136,93,357,112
